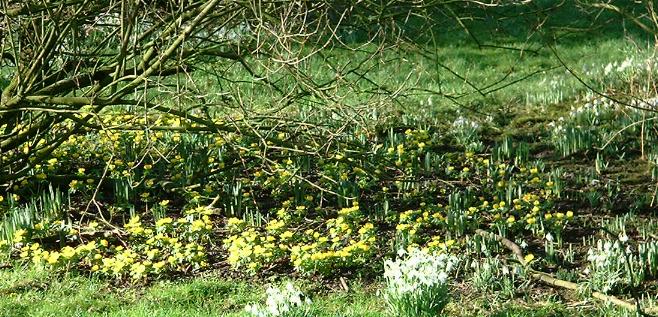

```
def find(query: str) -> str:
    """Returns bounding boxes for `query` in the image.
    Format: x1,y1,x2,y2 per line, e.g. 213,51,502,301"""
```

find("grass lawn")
0,266,647,317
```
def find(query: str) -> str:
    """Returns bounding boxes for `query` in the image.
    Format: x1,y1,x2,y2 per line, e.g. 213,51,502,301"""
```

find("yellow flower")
131,263,147,276
61,246,76,259
566,211,574,219
396,223,410,231
156,217,173,227
13,229,26,243
280,231,294,240
153,261,166,271
47,252,61,265
227,217,244,227
524,253,535,264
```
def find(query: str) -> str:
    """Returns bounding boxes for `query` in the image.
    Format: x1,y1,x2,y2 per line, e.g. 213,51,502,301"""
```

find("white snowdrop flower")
619,233,629,243
617,58,632,72
545,233,554,242
520,241,528,249
245,283,311,317
383,249,458,315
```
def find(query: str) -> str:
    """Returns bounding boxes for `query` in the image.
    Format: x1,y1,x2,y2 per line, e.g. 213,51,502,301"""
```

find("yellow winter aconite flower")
280,231,294,240
61,246,76,259
266,219,285,232
156,217,173,227
47,252,61,265
396,223,411,231
524,253,535,264
13,229,26,243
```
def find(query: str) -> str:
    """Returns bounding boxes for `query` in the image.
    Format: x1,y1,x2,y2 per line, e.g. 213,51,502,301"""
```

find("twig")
339,277,349,292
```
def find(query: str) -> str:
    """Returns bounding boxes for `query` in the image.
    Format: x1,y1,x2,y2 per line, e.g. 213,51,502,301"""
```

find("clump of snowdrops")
245,282,313,317
586,239,628,293
383,249,459,317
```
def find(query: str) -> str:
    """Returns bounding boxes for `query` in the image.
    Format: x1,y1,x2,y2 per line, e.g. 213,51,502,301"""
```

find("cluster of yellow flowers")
394,205,460,254
386,129,431,169
6,206,215,281
224,227,284,273
1,117,588,281
392,156,575,250
224,203,377,275
487,193,574,232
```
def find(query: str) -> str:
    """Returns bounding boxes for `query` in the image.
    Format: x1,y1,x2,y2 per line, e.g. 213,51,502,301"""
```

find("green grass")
197,1,657,125
0,267,385,317
0,266,648,317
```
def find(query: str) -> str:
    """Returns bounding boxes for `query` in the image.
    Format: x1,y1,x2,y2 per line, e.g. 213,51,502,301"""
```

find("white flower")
545,233,553,242
245,283,311,317
383,249,458,316
618,233,629,243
